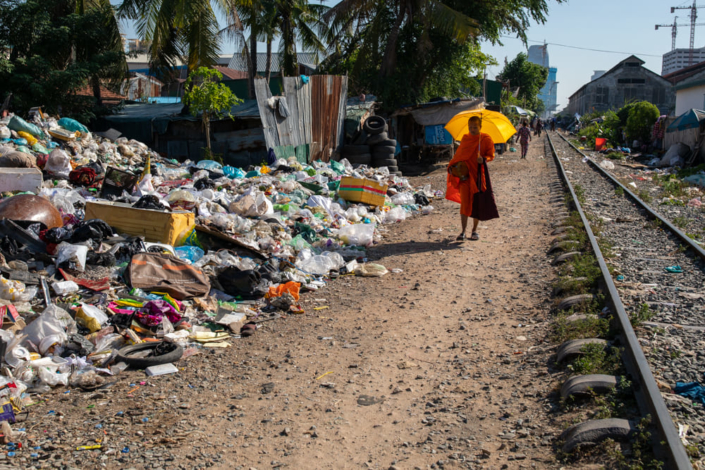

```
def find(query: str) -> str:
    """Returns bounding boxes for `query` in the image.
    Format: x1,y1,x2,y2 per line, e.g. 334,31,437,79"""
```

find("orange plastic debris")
266,281,301,302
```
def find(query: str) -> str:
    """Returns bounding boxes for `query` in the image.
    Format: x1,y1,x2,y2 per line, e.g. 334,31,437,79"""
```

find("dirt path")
26,143,567,470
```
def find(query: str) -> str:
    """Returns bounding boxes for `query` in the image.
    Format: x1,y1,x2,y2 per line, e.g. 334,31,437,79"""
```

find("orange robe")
446,132,495,217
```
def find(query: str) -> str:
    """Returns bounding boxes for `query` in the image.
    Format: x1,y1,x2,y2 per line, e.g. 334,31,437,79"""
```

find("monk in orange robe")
446,116,495,241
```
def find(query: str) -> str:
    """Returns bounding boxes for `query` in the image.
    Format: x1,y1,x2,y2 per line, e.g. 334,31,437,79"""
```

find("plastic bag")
8,115,42,138
45,149,72,178
16,131,37,146
38,367,70,387
223,166,246,179
0,277,37,302
391,193,414,205
0,127,10,140
76,304,109,333
338,223,375,246
229,193,274,217
600,160,615,170
355,263,388,277
299,255,336,275
196,160,223,170
21,307,69,350
56,242,88,272
383,206,407,224
58,117,89,134
175,246,205,263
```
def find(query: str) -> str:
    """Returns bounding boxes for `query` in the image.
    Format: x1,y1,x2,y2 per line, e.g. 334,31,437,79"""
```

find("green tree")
496,52,548,112
625,101,659,144
183,67,243,156
118,0,230,74
0,0,127,121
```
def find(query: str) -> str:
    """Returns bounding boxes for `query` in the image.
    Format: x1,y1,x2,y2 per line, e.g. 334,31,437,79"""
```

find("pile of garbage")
0,111,438,423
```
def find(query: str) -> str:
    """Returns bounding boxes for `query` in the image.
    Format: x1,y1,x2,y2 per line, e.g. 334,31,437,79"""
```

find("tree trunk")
249,30,258,99
282,13,297,76
91,75,103,107
204,114,211,152
265,37,272,84
379,3,405,78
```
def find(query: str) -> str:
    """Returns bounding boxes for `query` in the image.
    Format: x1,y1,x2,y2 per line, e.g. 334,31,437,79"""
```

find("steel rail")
557,132,705,260
546,132,692,470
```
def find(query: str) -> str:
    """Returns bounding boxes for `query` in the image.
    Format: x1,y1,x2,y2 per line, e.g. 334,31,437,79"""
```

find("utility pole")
672,0,705,65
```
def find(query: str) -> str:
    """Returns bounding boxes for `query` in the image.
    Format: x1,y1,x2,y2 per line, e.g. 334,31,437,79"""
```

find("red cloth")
446,133,495,216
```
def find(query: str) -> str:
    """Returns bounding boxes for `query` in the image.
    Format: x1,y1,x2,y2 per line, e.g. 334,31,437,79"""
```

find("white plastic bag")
45,149,72,178
337,223,375,247
383,206,407,224
0,277,37,302
56,242,88,272
38,367,69,387
229,192,274,218
600,160,615,170
355,263,388,277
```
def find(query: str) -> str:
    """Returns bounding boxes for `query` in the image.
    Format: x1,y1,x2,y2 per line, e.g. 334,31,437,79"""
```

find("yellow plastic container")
85,201,195,245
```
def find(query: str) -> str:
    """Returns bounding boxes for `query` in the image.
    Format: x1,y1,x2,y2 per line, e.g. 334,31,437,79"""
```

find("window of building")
652,88,666,104
624,88,638,103
595,87,609,104
626,62,640,67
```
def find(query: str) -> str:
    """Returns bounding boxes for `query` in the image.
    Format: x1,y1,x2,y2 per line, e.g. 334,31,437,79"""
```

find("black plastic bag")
86,251,116,267
194,178,215,190
217,267,266,299
414,194,430,206
133,195,164,211
70,219,114,243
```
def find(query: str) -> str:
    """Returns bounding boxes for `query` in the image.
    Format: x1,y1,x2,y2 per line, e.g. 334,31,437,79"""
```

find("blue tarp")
666,109,705,133
425,125,453,145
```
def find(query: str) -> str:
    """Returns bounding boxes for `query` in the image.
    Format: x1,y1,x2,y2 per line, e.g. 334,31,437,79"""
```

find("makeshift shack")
95,101,266,167
254,75,348,163
390,98,484,163
664,108,705,163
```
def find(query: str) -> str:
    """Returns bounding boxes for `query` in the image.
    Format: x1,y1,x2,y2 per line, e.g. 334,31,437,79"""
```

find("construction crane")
656,17,705,50
672,0,705,64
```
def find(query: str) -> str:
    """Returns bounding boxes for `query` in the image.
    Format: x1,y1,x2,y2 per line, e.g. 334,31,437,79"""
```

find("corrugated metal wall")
254,75,348,162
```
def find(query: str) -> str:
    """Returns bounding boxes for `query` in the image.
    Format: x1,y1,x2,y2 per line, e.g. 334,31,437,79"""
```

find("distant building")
126,39,151,54
566,55,674,116
664,60,705,115
662,47,705,75
527,45,558,117
591,71,606,81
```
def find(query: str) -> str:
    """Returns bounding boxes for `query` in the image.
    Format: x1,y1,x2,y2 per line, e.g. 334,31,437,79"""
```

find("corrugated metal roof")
104,100,261,122
228,53,320,73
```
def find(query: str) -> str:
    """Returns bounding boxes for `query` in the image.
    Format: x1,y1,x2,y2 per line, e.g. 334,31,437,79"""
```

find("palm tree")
274,0,330,76
324,0,477,79
74,0,128,106
118,0,230,74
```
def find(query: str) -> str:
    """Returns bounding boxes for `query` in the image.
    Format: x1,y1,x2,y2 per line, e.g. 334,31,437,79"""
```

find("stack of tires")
340,144,371,166
364,116,401,176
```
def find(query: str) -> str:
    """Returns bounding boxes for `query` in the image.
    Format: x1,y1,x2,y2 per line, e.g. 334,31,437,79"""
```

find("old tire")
373,144,396,153
363,116,387,135
346,153,372,165
385,165,399,172
366,132,389,145
116,341,184,369
373,158,397,167
342,145,370,155
373,139,396,148
372,150,395,159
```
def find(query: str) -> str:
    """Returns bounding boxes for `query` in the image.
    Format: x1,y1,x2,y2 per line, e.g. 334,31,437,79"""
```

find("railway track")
545,131,698,469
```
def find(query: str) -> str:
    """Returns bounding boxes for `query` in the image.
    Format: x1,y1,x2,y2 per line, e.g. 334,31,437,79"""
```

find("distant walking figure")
517,120,532,159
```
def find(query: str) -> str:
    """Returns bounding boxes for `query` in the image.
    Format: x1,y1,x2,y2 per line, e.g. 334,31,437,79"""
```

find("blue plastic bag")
223,166,246,179
245,170,260,178
175,246,205,263
196,160,222,170
8,116,42,138
57,118,89,134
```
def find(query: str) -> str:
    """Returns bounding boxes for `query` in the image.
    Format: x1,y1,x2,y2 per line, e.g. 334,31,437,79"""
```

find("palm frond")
427,1,478,43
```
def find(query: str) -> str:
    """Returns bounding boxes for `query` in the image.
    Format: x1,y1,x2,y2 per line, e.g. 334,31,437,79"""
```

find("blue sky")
114,0,691,110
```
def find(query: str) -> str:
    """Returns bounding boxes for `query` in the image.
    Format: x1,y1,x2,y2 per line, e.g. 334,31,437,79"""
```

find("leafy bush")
625,101,660,144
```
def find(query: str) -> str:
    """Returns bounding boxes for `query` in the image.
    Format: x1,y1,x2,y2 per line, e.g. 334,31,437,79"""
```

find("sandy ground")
18,142,568,470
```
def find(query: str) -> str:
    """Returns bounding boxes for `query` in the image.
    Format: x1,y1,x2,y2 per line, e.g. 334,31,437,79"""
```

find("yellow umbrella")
444,109,517,143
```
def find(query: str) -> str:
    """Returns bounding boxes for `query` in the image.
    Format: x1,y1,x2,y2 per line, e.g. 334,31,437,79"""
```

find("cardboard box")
338,177,388,207
85,201,194,245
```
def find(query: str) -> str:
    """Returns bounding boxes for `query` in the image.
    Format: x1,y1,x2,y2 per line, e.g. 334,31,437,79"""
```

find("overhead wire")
499,35,662,58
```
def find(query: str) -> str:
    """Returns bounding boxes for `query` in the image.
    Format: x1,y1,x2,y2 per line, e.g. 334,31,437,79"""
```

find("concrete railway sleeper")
544,131,693,469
